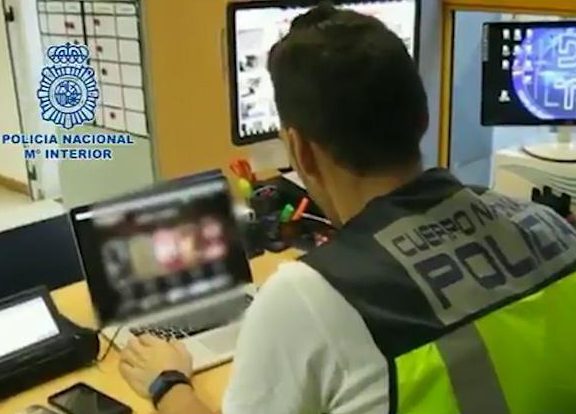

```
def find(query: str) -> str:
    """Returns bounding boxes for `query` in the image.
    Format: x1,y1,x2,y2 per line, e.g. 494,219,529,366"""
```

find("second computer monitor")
482,21,576,126
227,0,421,146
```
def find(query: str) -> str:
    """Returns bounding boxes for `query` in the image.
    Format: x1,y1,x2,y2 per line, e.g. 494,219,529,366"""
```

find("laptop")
69,171,255,372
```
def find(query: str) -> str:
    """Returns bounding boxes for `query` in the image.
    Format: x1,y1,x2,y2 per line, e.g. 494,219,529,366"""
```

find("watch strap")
150,370,192,408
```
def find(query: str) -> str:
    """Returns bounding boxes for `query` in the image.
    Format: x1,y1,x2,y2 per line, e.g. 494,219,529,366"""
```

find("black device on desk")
0,287,99,400
532,186,573,219
48,383,132,414
0,215,83,299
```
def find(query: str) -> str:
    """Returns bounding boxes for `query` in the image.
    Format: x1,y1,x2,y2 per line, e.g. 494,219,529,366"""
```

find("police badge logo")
37,42,99,129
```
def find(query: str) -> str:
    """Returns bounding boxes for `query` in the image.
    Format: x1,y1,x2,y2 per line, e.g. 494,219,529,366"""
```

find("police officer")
119,4,576,413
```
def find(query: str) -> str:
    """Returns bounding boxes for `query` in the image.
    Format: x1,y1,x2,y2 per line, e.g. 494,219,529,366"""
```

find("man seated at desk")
119,4,576,414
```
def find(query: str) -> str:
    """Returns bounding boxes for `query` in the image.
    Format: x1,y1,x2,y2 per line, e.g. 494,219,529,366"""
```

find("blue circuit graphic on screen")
512,27,576,120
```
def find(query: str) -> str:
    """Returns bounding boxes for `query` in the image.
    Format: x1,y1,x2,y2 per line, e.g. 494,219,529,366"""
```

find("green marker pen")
279,204,295,223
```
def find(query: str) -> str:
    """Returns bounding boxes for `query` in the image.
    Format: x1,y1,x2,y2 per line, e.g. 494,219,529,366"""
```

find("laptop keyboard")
129,325,208,341
129,294,253,342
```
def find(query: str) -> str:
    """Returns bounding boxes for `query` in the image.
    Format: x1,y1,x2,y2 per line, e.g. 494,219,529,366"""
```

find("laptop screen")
0,297,60,359
70,173,252,326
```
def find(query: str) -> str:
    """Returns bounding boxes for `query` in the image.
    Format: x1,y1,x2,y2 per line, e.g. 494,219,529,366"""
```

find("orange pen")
230,158,255,182
292,197,310,221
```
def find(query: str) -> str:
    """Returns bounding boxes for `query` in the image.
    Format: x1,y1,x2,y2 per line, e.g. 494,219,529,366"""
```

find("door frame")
0,0,32,196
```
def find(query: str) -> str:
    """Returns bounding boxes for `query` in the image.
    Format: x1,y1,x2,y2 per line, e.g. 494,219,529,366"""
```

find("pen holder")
260,214,289,253
249,185,281,217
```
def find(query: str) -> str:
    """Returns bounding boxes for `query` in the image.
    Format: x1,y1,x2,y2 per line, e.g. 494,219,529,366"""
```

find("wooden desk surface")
0,251,298,414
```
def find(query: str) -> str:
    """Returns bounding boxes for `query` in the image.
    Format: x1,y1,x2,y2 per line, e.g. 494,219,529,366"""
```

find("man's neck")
332,166,423,225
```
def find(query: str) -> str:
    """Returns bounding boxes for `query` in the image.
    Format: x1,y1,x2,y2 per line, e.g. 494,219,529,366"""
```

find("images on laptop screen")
70,174,252,326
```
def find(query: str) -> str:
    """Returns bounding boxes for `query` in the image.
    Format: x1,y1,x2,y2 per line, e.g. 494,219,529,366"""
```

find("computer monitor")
227,0,421,146
482,21,576,126
69,172,252,325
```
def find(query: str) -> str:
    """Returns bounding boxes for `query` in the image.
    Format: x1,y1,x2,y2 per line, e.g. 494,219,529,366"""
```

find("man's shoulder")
252,260,378,349
251,260,339,317
261,260,326,293
257,260,358,313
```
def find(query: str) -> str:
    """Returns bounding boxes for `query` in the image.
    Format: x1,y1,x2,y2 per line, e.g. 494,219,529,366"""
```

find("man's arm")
222,263,343,414
120,262,343,414
157,384,213,414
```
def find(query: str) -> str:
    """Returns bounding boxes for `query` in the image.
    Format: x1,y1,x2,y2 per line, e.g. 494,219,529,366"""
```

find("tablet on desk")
0,287,99,400
0,288,62,366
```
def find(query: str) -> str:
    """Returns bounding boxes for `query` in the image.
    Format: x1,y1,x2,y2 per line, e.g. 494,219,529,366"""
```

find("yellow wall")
144,0,247,180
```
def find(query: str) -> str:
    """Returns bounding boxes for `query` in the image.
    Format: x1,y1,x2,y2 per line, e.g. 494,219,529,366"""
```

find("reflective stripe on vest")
397,272,576,414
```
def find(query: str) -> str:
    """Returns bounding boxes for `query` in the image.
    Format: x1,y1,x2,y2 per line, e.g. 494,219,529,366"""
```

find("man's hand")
119,334,193,399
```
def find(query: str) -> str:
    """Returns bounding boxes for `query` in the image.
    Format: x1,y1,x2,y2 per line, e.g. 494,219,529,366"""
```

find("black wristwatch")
149,370,192,408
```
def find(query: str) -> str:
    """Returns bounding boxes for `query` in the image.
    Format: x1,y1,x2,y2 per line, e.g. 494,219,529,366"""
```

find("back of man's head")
268,2,428,175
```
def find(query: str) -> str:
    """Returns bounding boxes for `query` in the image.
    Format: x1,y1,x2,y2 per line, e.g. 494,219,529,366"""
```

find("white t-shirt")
223,261,390,414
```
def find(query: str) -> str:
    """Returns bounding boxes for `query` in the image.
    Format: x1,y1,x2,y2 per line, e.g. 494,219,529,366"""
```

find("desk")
1,251,298,414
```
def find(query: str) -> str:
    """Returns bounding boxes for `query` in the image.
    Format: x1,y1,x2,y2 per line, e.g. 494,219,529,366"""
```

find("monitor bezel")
226,0,423,146
481,20,576,127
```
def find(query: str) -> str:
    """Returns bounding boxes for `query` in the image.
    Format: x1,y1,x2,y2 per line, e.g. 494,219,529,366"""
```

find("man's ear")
285,127,318,178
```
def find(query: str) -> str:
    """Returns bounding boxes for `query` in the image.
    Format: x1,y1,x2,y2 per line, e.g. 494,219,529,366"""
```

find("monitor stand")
522,127,576,162
247,139,290,171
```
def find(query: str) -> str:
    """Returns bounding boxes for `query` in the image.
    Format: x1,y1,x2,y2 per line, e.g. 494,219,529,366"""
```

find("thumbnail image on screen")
482,21,576,125
229,0,419,145
71,176,251,325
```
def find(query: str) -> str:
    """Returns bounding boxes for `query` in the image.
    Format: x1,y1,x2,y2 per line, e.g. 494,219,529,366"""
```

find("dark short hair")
267,3,428,174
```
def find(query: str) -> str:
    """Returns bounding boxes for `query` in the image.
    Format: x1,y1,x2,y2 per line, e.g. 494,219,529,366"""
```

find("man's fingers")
119,361,137,380
138,333,164,347
120,346,144,367
172,340,190,356
126,336,148,356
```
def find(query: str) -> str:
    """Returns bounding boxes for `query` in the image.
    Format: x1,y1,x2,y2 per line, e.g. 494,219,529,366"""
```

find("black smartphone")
48,383,132,414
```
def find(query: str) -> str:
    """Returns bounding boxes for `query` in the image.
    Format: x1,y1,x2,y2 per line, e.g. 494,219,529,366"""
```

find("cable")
97,326,123,363
301,212,333,226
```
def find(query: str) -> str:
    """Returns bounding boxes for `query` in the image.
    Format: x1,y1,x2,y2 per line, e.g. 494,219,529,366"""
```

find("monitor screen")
228,0,420,145
70,173,252,325
482,21,576,126
0,297,60,359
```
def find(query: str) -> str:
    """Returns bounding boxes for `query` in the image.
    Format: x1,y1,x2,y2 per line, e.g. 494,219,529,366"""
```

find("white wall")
5,0,60,199
450,11,499,186
0,5,27,183
4,0,155,206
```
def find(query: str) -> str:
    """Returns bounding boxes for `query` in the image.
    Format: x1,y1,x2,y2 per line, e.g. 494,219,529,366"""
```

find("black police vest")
300,168,576,412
